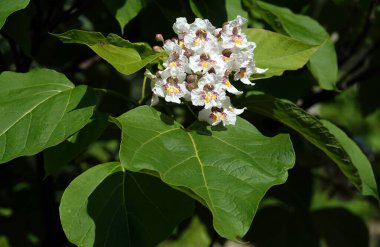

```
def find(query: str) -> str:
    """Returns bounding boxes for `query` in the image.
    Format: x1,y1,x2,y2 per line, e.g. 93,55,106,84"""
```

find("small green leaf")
43,113,109,175
158,217,211,247
244,93,379,200
245,28,318,80
52,30,163,75
103,0,146,33
321,120,378,200
60,162,194,247
0,68,96,164
117,106,295,240
0,0,30,29
255,1,338,90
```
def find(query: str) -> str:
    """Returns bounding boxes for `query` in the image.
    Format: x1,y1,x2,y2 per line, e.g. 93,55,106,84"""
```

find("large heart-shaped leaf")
0,0,30,29
117,106,295,240
245,28,318,80
103,0,146,33
254,1,338,90
60,162,194,247
0,68,96,164
52,30,163,75
244,93,378,200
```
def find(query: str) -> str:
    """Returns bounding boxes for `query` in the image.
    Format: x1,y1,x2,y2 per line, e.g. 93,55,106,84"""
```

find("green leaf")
117,106,295,240
103,0,146,33
60,162,194,247
0,68,96,164
158,217,211,247
0,0,30,29
244,93,379,200
52,30,163,75
189,0,248,26
43,113,109,175
225,0,248,21
245,28,318,80
321,120,378,200
254,1,338,90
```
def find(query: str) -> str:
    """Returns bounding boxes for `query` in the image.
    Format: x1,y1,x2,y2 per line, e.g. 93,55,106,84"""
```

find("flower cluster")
148,16,266,126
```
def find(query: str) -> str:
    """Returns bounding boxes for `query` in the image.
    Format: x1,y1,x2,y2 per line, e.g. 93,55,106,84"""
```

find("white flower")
221,16,249,49
183,18,218,54
152,68,188,104
188,53,219,74
221,73,242,95
198,99,245,126
191,73,226,109
173,17,190,36
149,16,267,126
163,40,190,73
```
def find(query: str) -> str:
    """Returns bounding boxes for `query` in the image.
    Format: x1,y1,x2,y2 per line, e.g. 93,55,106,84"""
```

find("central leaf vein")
187,132,215,213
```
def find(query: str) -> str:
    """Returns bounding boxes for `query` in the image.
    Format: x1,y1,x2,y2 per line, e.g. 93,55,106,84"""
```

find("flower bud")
186,74,197,83
155,34,164,42
186,82,196,91
153,46,162,52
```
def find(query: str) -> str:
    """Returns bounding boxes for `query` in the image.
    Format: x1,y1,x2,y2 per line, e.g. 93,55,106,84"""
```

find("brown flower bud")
186,82,196,91
153,46,162,52
155,34,164,42
186,74,197,83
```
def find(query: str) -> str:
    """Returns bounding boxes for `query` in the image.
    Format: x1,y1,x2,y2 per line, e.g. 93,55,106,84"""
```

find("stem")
94,88,137,106
185,102,198,118
139,76,148,105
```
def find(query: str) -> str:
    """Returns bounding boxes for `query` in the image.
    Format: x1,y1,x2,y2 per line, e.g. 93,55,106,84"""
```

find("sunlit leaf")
117,106,295,240
52,30,163,75
245,28,318,80
60,162,194,247
103,0,146,33
0,68,96,164
254,1,338,90
0,0,30,29
158,217,211,247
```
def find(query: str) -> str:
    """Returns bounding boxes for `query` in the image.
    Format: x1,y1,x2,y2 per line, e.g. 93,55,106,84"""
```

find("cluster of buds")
147,16,266,126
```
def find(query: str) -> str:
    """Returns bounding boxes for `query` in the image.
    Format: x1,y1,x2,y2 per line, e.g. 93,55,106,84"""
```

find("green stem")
94,88,137,106
139,76,148,105
185,102,198,118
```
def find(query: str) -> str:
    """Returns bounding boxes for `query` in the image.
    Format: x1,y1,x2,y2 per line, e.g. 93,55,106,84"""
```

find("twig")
346,0,378,59
139,76,148,104
185,102,198,118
